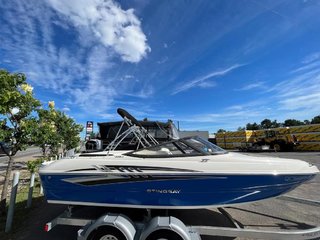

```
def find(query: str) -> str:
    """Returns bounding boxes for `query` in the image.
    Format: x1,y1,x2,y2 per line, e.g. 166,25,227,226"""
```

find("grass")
0,176,45,239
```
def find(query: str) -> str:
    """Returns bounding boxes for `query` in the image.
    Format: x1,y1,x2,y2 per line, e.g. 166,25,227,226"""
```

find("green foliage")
283,119,305,127
217,129,226,133
34,107,61,157
260,119,272,129
34,105,83,157
55,110,83,151
311,115,320,124
260,119,281,129
90,132,96,138
304,120,311,125
246,122,260,130
26,158,45,173
270,120,281,128
234,115,320,132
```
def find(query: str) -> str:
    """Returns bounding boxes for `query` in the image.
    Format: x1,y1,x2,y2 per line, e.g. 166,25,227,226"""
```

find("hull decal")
62,174,226,186
66,165,201,173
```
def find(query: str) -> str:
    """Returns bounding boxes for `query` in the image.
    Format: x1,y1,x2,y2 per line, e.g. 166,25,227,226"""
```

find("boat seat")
133,148,172,156
159,147,172,155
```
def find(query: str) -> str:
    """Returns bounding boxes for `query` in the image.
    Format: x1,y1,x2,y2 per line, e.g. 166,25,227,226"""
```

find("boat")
39,109,319,209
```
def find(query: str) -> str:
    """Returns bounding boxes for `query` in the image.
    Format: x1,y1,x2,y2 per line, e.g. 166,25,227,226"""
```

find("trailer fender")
78,213,136,240
139,216,193,240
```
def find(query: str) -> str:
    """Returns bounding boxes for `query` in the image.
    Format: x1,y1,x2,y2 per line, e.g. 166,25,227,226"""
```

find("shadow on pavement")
228,206,315,229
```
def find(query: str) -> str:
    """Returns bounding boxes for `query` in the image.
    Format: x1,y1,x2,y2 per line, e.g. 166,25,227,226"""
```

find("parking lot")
7,151,320,240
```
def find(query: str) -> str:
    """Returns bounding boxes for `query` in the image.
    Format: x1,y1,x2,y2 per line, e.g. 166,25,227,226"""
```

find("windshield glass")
183,136,227,154
127,136,226,158
129,141,200,157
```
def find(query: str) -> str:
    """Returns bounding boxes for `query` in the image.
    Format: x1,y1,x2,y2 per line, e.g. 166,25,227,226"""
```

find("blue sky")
1,0,320,133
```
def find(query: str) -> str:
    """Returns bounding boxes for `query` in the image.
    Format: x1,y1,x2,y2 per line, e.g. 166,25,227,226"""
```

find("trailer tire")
146,229,184,240
273,143,281,152
252,143,259,150
88,226,127,240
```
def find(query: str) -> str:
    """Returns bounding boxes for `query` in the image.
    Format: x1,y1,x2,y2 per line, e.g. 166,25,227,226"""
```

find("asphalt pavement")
0,146,68,184
0,147,42,182
0,146,42,163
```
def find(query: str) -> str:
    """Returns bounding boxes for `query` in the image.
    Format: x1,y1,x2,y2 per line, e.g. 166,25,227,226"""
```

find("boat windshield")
183,136,227,154
126,136,227,158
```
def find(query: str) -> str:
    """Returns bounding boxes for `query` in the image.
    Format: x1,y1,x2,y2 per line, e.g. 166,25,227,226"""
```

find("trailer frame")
44,195,320,240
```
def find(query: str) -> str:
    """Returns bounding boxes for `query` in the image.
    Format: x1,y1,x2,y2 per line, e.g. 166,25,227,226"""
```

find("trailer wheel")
273,143,281,152
146,229,184,240
88,226,127,240
252,143,259,148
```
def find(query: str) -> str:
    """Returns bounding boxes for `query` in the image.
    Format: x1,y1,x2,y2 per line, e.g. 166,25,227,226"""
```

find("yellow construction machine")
249,130,299,151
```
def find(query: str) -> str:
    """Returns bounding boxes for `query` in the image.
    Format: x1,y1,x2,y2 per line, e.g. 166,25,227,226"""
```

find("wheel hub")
99,235,119,240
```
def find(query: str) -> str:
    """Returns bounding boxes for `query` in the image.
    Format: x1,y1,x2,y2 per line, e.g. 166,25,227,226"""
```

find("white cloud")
271,68,320,99
157,56,168,64
124,85,154,99
302,52,320,64
236,81,266,91
181,109,265,124
174,106,270,132
226,100,266,111
171,64,245,95
124,75,134,79
47,0,150,63
2,59,12,63
98,113,119,119
226,105,243,111
263,57,320,119
202,58,320,129
279,92,320,111
62,107,70,112
290,60,320,74
0,0,151,116
198,81,217,88
68,46,118,112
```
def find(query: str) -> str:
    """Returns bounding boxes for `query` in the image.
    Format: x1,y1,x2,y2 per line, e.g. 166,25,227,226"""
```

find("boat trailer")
45,195,320,240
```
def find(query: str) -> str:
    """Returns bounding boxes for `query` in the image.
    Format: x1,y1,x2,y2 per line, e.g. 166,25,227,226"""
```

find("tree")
90,132,96,139
55,110,83,153
34,101,83,157
237,127,245,131
260,119,281,129
34,103,62,157
217,129,226,133
311,115,320,124
260,119,272,129
270,120,281,128
283,119,304,127
246,122,260,130
0,69,40,214
304,120,311,125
